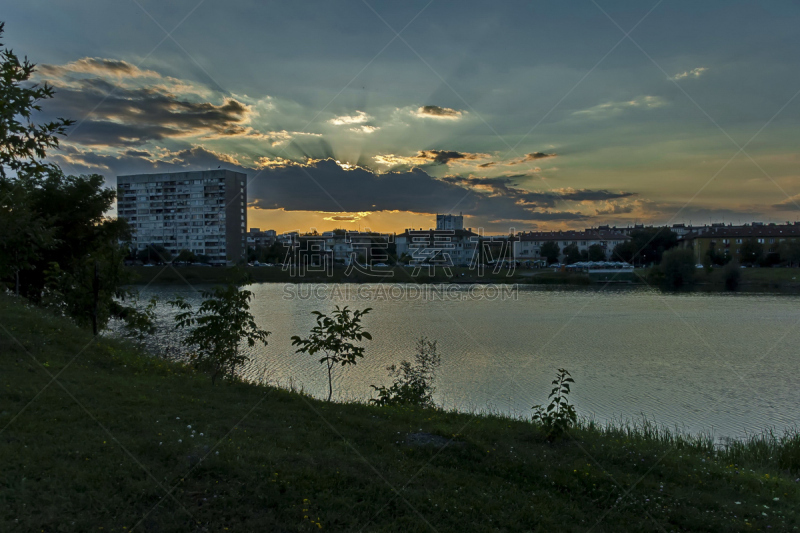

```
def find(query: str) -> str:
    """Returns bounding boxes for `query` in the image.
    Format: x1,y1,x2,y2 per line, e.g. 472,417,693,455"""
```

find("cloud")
34,58,311,148
573,96,667,118
441,175,635,209
772,194,800,210
329,110,371,125
672,67,708,81
322,212,372,222
38,57,160,79
373,149,489,168
594,201,637,215
412,105,464,120
508,152,556,165
350,125,379,134
247,158,589,223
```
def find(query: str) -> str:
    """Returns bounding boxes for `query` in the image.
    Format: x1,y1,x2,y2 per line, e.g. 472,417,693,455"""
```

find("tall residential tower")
116,169,247,264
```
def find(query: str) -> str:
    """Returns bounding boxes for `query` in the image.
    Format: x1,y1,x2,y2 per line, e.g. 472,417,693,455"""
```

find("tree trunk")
326,361,333,401
92,261,99,336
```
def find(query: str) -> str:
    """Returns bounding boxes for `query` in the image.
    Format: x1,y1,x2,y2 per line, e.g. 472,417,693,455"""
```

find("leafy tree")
0,22,140,333
587,244,606,262
0,22,73,180
738,239,763,266
611,240,635,264
170,284,271,385
532,368,577,441
175,249,198,264
0,183,54,294
562,243,581,265
371,337,441,408
137,244,172,264
540,241,560,265
723,261,741,291
660,248,696,289
780,239,800,267
115,295,158,343
291,306,372,401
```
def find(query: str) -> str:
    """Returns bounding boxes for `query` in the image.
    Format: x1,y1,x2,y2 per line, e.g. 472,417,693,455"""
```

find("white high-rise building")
116,169,247,264
436,213,464,231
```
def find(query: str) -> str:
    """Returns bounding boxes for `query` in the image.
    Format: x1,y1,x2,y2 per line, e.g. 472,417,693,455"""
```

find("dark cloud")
418,150,480,165
478,162,496,168
442,175,635,209
245,159,587,223
595,203,636,215
415,105,463,119
509,152,557,165
38,57,156,78
34,77,285,148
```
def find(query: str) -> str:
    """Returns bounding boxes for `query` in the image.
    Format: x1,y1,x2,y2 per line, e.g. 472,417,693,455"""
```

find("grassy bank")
1,296,799,532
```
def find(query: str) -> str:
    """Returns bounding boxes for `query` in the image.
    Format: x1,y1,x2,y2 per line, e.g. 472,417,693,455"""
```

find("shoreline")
2,294,799,531
125,265,800,293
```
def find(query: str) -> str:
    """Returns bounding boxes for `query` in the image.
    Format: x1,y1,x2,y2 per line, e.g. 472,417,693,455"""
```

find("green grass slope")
1,295,798,532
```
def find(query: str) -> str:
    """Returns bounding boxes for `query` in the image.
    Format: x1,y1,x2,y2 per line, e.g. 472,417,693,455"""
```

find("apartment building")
396,228,479,267
513,230,630,262
117,169,247,264
680,222,800,263
436,213,464,231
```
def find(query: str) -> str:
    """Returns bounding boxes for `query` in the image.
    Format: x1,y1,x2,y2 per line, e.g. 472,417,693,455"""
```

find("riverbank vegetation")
2,294,799,532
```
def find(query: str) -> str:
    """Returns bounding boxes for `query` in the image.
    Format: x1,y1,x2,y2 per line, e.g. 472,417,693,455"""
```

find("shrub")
291,306,372,401
660,248,696,289
532,368,577,441
723,261,741,290
371,337,441,408
170,284,270,385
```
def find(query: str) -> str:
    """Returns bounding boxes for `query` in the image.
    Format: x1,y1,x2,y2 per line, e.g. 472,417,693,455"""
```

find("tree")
0,22,139,333
780,239,800,267
0,183,54,294
371,337,441,408
540,241,560,265
175,249,198,264
723,261,741,291
170,284,271,385
562,243,581,265
0,22,73,180
660,248,696,289
291,306,372,401
738,239,763,266
137,244,172,264
587,244,606,262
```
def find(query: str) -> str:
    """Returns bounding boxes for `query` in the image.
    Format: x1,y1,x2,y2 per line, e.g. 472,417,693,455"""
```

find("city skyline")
4,1,800,233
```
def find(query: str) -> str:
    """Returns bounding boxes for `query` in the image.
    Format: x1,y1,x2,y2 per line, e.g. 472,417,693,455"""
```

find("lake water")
136,283,800,440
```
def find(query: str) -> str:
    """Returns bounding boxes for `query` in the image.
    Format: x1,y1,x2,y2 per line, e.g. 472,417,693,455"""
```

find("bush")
660,248,696,289
371,337,441,408
532,368,577,441
723,261,741,290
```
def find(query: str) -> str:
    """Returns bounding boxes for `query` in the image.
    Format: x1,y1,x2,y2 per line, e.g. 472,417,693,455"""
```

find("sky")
4,0,800,233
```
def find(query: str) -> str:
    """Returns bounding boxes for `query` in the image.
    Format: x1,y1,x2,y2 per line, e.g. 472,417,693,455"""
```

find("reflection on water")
133,283,800,439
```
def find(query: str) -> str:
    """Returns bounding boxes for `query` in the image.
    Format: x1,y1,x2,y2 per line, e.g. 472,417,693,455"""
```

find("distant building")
396,228,478,267
514,230,630,262
247,228,277,248
117,169,247,264
436,213,464,231
680,223,800,263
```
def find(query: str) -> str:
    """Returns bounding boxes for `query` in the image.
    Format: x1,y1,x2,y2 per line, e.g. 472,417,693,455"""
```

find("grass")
1,295,799,532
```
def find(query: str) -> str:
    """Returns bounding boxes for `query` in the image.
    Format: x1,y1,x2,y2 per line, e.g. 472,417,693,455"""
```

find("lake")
136,283,800,440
